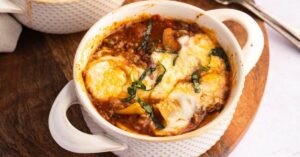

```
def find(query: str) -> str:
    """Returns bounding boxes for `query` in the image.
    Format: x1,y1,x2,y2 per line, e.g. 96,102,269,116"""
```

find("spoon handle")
239,1,300,49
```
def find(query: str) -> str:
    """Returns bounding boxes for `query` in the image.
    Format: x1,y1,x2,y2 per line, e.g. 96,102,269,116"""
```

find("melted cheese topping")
84,33,229,135
200,73,227,108
154,83,201,135
150,34,228,135
85,56,142,101
150,34,216,100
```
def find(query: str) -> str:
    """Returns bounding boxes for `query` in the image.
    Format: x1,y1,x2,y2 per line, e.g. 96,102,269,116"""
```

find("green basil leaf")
200,66,210,72
152,117,164,129
121,93,136,102
122,63,166,102
210,47,230,71
143,105,153,114
146,41,155,53
173,55,179,66
153,48,178,66
154,48,178,54
137,98,164,129
153,64,166,87
139,66,156,81
165,49,178,54
127,86,136,96
137,98,152,113
133,81,146,90
191,70,201,93
137,20,153,52
153,48,164,53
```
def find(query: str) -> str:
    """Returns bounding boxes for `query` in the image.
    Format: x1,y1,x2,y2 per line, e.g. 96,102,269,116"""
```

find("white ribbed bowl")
48,1,264,156
11,0,124,34
81,106,235,157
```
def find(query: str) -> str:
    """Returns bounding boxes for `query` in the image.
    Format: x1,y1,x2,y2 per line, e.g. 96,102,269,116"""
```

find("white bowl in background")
2,0,125,34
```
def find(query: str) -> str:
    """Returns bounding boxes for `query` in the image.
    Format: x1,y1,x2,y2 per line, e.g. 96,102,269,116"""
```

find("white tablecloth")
230,0,300,157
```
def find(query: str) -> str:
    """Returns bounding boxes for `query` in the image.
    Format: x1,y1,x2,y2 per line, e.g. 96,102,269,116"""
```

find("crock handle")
207,9,264,75
49,81,127,153
0,0,23,13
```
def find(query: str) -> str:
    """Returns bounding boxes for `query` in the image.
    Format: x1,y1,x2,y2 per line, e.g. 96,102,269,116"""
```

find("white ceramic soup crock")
1,0,124,34
48,1,264,156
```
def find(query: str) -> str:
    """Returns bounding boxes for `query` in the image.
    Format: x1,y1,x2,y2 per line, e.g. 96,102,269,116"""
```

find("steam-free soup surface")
83,15,231,136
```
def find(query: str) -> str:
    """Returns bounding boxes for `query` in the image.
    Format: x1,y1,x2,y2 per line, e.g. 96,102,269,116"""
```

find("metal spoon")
215,0,300,49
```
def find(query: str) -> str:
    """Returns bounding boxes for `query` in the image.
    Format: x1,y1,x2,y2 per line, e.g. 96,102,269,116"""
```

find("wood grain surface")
0,0,269,157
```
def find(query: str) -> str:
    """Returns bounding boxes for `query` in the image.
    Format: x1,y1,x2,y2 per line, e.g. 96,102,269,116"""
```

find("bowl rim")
73,0,245,142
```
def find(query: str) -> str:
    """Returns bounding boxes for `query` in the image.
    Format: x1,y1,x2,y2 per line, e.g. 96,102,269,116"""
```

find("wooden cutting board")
0,0,269,156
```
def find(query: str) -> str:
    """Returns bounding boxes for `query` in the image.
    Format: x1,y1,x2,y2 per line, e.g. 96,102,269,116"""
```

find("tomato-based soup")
83,15,231,136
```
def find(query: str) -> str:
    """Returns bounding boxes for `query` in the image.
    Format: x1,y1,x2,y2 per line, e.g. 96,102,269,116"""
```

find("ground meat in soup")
83,15,231,136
